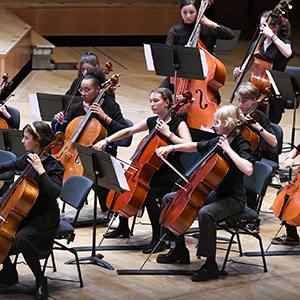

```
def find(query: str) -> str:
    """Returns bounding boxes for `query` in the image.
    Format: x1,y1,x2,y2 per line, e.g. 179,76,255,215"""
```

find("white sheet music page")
110,156,130,191
144,44,155,71
199,50,208,79
29,93,41,119
266,70,280,96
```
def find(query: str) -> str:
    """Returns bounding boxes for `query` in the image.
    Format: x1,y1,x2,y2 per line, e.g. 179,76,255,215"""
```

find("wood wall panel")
8,5,181,36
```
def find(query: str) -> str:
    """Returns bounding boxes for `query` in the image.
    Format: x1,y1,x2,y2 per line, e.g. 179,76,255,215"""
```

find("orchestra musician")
271,144,300,245
155,105,255,282
93,87,192,254
65,51,115,101
160,0,235,96
52,67,128,213
233,10,293,124
0,121,64,300
235,82,277,210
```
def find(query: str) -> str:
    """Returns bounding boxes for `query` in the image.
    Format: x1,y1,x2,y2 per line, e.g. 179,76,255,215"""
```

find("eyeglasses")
78,88,92,94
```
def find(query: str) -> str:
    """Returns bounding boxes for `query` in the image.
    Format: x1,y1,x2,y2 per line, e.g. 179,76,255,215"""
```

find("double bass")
54,74,119,182
0,136,61,263
160,118,256,236
106,92,193,218
173,0,226,130
230,0,293,103
273,167,300,226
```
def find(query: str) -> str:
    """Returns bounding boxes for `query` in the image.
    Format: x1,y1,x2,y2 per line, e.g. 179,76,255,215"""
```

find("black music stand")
149,43,206,96
36,92,82,121
65,144,129,269
0,129,24,157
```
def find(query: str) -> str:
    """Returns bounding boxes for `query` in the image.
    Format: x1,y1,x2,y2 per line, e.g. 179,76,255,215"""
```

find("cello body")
273,169,300,226
0,176,38,263
54,116,106,182
106,134,168,218
160,152,228,236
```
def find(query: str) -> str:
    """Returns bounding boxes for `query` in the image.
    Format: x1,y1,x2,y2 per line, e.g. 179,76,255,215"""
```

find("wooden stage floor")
2,39,300,299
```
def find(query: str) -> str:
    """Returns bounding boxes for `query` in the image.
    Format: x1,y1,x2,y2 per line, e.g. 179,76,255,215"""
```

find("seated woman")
93,87,191,253
0,121,64,300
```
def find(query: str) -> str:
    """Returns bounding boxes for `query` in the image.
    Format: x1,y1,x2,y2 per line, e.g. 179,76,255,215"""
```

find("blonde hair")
214,105,244,129
235,82,259,100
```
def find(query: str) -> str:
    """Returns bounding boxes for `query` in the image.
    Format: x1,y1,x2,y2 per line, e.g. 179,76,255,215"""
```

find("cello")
273,167,300,226
106,92,193,218
54,74,119,182
0,135,61,263
173,0,226,130
160,118,256,236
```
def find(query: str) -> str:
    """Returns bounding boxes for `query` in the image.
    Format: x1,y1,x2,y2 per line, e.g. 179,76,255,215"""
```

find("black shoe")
142,241,166,254
35,276,48,300
271,233,300,245
103,227,130,238
191,262,219,282
0,264,19,287
156,246,190,264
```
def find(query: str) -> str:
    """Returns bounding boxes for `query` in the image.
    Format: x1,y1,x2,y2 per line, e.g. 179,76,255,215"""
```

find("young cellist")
155,105,255,282
92,87,191,254
0,121,64,299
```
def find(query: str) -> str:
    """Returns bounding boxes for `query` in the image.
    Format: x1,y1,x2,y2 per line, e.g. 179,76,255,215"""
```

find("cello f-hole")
196,89,208,110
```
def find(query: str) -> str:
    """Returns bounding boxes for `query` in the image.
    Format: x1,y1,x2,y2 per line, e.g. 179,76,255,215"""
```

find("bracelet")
105,115,111,123
285,156,292,161
271,35,278,43
168,132,174,140
259,128,264,133
270,33,275,40
171,144,175,154
104,138,110,146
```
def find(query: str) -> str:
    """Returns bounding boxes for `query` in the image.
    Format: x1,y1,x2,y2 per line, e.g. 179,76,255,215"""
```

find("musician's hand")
156,119,170,137
156,146,172,158
260,22,274,39
54,111,64,125
218,135,231,153
200,15,218,29
233,67,243,77
284,157,295,169
27,153,45,175
91,103,105,119
0,105,10,119
92,140,107,151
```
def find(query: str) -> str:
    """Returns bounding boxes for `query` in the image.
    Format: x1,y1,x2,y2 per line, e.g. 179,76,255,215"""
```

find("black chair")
244,161,273,214
114,119,133,147
260,122,283,175
0,150,16,196
44,175,93,287
217,162,272,274
6,106,20,129
284,66,300,109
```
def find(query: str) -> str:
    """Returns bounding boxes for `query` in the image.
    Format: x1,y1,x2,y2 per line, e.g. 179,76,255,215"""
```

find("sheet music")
110,156,130,191
29,93,41,119
199,49,208,78
266,70,280,96
143,44,155,71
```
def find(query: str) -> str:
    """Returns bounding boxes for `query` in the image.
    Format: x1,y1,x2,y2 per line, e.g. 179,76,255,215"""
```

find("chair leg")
236,232,243,256
221,232,237,272
254,233,268,272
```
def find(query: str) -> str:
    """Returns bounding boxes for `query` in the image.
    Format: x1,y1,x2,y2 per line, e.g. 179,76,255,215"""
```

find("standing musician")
155,105,255,282
0,101,19,129
271,144,300,245
0,121,64,299
160,0,235,93
52,67,128,213
235,82,277,210
233,10,293,124
92,88,192,253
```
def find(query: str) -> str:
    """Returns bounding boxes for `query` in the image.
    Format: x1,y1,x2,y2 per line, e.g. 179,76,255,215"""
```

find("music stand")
0,129,24,157
36,92,82,121
149,43,206,96
65,144,131,269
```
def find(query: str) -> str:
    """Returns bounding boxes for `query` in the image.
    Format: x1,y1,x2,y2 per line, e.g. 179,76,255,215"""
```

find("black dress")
0,154,64,260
